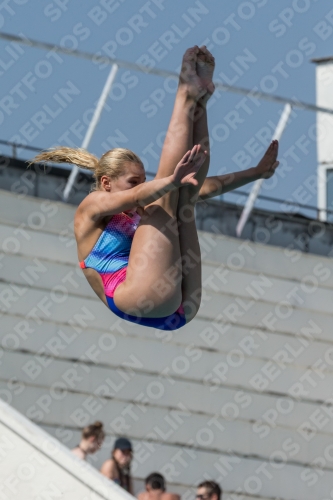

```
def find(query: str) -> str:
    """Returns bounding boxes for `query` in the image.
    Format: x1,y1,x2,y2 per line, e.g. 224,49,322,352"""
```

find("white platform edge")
0,398,135,500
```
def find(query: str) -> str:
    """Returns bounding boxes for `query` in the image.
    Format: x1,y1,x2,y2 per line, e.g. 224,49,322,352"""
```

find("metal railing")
2,31,333,116
0,138,158,177
0,139,43,158
2,138,333,218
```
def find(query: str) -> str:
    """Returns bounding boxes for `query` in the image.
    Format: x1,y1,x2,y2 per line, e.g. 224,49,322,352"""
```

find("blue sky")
1,0,332,214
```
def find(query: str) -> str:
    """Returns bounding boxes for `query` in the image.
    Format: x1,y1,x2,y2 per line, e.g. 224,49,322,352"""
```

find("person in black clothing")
100,437,133,494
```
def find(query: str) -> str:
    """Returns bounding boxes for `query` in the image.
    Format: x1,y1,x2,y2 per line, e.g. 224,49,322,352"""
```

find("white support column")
314,60,333,221
236,104,292,237
318,165,328,221
63,64,119,202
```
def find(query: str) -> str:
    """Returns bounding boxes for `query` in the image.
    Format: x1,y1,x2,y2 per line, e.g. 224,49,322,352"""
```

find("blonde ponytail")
30,147,144,190
30,147,98,172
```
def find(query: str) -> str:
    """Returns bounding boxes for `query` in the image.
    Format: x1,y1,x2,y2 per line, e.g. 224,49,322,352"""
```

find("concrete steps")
1,189,333,500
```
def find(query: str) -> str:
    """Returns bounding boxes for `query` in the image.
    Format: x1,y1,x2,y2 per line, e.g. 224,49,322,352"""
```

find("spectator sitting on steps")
71,421,105,460
196,481,222,500
137,472,180,500
100,437,133,494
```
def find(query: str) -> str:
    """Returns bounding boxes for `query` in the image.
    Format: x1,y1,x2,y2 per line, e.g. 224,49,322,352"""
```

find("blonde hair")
82,421,105,440
31,147,144,190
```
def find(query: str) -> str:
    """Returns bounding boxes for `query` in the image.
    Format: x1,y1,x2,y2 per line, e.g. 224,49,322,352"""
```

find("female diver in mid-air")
32,46,279,331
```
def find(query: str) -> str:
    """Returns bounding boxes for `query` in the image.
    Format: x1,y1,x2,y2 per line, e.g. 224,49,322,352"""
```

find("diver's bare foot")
179,46,206,100
196,46,215,102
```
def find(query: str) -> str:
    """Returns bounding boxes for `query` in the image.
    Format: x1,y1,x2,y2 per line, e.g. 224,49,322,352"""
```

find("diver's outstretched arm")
198,140,279,201
79,146,205,220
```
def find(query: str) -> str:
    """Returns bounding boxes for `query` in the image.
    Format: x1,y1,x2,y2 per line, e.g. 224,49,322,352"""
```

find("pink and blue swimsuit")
80,212,186,330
